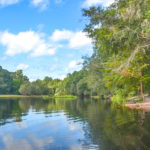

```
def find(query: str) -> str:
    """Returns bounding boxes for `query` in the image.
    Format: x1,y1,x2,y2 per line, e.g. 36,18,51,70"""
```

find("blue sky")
0,0,114,81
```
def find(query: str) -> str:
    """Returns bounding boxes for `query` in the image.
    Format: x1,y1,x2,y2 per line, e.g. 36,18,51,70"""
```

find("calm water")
0,98,150,150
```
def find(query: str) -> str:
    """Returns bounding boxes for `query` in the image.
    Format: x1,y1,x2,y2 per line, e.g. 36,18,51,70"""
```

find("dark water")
0,98,150,150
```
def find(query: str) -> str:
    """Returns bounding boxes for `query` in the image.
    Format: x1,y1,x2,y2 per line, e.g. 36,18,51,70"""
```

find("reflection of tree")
1,98,150,149
62,99,150,150
0,100,14,125
138,110,150,149
0,99,23,124
0,98,81,126
78,101,150,150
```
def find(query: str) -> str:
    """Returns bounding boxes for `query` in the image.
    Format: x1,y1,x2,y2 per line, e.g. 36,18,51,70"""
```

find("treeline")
0,66,91,97
18,70,91,97
0,66,28,94
0,66,62,96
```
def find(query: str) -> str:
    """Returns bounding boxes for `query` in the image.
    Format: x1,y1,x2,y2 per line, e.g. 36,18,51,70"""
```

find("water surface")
0,98,150,150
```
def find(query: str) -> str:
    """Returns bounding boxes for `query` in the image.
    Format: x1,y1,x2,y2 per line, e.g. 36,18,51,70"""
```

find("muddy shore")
125,102,150,111
125,96,150,111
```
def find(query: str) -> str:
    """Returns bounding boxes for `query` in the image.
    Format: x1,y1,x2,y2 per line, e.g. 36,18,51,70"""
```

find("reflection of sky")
0,111,98,150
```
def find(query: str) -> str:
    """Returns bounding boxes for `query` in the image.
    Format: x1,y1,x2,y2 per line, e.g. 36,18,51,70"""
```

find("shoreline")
0,95,77,99
54,95,77,99
125,102,150,111
0,95,47,98
125,96,150,111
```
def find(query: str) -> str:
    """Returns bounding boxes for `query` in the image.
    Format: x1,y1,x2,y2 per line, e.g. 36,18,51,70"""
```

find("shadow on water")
0,97,150,150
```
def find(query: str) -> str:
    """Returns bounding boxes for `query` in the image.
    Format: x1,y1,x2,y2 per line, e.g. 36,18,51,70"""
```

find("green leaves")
82,0,150,102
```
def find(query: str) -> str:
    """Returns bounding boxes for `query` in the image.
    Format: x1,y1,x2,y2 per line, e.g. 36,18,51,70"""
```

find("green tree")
12,70,29,94
0,66,13,94
83,0,150,102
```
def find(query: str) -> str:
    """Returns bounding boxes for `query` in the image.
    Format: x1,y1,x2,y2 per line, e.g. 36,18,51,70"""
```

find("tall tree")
83,0,150,102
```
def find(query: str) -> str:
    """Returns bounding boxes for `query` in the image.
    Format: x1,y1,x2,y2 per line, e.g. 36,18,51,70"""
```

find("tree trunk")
140,69,145,101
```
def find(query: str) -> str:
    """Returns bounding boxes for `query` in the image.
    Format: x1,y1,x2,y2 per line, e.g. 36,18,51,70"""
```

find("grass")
0,95,47,98
0,95,77,100
54,95,77,99
91,96,100,99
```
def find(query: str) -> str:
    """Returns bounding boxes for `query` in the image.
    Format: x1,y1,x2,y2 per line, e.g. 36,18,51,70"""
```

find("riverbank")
54,95,77,99
0,95,77,99
0,95,46,98
125,95,150,111
125,102,150,111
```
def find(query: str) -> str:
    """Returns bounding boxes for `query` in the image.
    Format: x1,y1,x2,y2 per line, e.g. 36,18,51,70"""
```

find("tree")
12,70,29,94
0,66,13,94
83,0,150,102
19,83,33,95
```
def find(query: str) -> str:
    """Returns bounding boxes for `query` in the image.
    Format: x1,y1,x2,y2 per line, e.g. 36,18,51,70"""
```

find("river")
0,97,150,150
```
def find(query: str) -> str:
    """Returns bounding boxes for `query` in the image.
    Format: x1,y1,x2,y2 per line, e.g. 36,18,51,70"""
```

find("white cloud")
64,60,84,76
68,124,81,131
0,30,56,57
70,145,83,150
30,45,56,57
15,122,28,129
0,0,20,6
83,0,115,7
68,60,83,69
0,0,58,9
69,31,91,49
1,133,54,150
0,0,61,9
69,60,78,68
17,64,29,70
50,29,73,42
31,0,49,11
50,29,92,49
0,31,39,56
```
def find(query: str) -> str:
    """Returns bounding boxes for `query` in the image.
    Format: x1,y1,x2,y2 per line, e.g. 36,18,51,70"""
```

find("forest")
0,66,90,97
0,0,150,103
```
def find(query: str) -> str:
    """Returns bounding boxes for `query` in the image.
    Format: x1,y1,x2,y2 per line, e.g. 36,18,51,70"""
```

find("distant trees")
0,65,91,97
19,77,62,96
12,70,29,94
19,81,48,95
56,70,91,97
19,79,49,96
0,66,62,96
0,66,13,94
0,67,28,94
19,83,32,95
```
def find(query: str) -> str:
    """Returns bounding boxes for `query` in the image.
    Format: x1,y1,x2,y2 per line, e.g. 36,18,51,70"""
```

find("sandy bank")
125,95,150,111
125,102,150,111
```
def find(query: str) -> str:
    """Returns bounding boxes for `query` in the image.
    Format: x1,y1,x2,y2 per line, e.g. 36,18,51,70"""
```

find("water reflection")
0,98,150,150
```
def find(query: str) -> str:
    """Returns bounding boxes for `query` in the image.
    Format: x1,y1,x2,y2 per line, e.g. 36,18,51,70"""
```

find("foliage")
82,0,150,102
19,78,61,96
0,66,13,94
56,70,91,97
0,66,28,94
